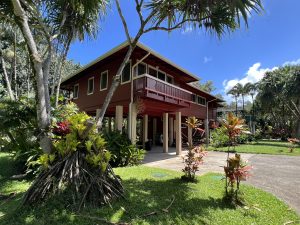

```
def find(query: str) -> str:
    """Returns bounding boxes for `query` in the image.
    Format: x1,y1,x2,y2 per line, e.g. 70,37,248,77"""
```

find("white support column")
163,113,168,153
175,112,182,155
169,117,174,146
143,114,148,148
130,103,137,143
153,118,157,146
115,105,123,132
188,117,193,147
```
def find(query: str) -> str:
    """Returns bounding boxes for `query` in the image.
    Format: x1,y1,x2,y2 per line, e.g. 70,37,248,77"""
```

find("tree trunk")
0,52,15,100
54,39,71,108
13,32,18,99
12,0,52,153
235,96,238,116
296,100,300,138
96,45,134,128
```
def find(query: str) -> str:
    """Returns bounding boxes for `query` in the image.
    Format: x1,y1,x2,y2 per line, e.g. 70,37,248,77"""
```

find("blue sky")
68,0,300,102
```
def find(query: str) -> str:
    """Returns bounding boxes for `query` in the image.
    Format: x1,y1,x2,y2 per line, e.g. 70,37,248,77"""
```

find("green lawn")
208,140,300,156
0,152,299,225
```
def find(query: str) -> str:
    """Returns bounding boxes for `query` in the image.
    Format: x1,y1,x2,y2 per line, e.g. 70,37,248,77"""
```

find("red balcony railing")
133,74,192,107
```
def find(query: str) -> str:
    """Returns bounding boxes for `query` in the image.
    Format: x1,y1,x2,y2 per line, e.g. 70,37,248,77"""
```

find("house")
61,41,223,155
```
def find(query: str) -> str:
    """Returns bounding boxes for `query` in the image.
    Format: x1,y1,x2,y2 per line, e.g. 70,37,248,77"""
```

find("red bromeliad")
52,120,71,136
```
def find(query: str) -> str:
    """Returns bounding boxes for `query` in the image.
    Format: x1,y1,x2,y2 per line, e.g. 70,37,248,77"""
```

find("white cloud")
222,62,278,103
203,56,213,64
283,58,300,66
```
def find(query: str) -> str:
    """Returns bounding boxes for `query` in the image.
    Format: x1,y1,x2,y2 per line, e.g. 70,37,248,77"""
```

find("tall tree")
0,0,108,153
96,0,264,128
227,84,242,116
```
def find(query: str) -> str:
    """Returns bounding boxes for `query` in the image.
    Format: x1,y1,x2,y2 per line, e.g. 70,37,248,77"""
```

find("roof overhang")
62,40,200,85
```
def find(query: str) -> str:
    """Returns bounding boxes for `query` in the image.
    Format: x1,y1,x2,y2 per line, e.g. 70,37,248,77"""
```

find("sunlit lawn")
0,152,299,225
208,140,300,156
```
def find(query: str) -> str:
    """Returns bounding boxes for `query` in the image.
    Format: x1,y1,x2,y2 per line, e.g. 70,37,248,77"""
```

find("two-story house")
61,41,222,155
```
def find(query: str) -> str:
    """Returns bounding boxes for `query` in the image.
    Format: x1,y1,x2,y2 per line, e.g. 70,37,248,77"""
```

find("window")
148,67,157,77
197,96,206,106
121,62,131,84
166,75,174,84
157,71,166,81
192,94,197,103
100,71,108,91
136,63,147,76
73,84,79,99
87,77,94,95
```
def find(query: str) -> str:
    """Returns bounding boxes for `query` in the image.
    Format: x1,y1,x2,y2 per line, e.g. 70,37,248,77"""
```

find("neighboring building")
61,41,222,155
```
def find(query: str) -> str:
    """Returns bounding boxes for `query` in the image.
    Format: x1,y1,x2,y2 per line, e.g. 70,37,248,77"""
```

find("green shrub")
0,98,41,173
103,131,145,167
211,127,230,148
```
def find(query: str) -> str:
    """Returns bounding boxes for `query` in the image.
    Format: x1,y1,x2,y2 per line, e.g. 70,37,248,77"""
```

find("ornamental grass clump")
181,117,207,182
23,104,123,209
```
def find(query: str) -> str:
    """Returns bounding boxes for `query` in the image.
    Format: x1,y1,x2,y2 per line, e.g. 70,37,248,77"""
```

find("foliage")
1,159,299,225
255,65,300,139
23,108,123,209
219,113,247,148
208,140,300,156
103,130,145,167
181,145,207,182
287,138,300,153
181,117,207,182
224,154,252,205
211,127,230,148
0,98,41,173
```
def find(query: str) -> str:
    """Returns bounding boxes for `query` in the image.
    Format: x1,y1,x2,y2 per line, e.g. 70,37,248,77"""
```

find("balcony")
133,74,192,107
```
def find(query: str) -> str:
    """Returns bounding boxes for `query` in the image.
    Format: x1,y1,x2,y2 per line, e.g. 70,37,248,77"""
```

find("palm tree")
227,83,243,116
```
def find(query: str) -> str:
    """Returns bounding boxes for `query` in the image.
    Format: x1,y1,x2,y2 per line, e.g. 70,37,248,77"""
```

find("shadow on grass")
0,176,235,225
250,142,290,148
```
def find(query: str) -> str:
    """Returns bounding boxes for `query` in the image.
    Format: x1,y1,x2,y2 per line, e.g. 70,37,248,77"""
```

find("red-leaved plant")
52,121,71,136
287,138,300,153
224,153,253,204
182,117,207,182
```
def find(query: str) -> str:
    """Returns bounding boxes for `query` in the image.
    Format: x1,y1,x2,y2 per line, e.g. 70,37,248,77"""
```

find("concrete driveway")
142,147,300,214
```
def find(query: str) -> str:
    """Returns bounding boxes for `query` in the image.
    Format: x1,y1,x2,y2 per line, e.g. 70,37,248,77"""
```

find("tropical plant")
227,83,242,116
0,98,41,172
224,153,252,205
287,138,300,153
103,130,145,167
219,112,247,153
23,110,123,209
211,127,230,148
182,117,207,182
255,65,300,139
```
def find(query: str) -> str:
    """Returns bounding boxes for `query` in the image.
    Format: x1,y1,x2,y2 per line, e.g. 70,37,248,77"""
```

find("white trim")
100,70,108,91
121,60,132,85
197,95,206,106
157,69,166,82
87,77,94,95
133,74,192,94
166,74,174,84
62,40,199,84
134,61,147,77
73,83,79,99
148,65,158,78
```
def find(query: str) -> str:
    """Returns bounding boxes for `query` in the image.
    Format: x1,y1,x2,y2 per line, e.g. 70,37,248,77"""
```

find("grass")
208,140,300,156
0,152,299,225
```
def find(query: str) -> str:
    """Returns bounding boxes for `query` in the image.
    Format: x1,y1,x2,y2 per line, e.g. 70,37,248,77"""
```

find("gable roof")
62,40,200,83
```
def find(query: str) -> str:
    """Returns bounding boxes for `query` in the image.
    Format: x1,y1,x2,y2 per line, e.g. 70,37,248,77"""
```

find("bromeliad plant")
224,154,252,205
23,105,123,209
181,117,207,182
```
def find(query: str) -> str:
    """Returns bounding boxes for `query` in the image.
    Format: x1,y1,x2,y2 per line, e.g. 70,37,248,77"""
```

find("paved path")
143,147,300,214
